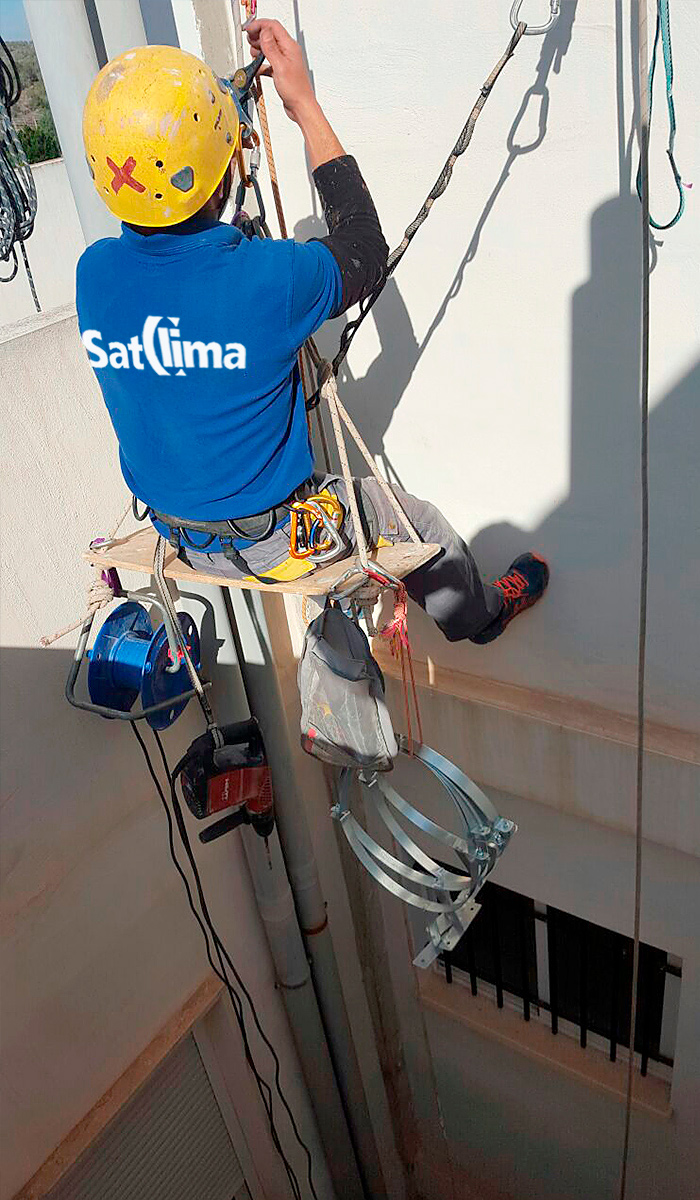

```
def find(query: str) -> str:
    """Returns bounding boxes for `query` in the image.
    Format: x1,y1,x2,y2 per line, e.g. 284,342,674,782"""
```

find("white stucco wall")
0,317,332,1199
254,5,699,1198
2,2,698,1197
0,159,85,328
246,0,699,734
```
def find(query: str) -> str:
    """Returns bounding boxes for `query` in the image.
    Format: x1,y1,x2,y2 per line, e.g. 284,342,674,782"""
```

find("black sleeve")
311,155,389,315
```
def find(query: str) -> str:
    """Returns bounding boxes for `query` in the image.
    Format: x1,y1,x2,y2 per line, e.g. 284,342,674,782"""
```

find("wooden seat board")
84,527,441,596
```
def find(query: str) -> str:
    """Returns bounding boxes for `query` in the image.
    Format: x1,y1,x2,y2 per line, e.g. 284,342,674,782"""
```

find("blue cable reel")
66,598,202,729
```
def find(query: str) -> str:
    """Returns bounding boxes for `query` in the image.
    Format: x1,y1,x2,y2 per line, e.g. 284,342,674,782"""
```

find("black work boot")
471,553,550,644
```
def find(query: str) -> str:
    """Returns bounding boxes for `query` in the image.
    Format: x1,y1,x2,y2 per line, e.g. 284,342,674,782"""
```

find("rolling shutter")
48,1033,249,1200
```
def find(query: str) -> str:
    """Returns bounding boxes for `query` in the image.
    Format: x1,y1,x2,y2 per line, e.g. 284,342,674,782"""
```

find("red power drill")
174,719,274,844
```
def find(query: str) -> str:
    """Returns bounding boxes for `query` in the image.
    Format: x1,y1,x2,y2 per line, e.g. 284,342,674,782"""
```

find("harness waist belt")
151,476,318,548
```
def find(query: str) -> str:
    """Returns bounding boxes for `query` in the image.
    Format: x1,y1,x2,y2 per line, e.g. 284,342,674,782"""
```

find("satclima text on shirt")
81,316,247,377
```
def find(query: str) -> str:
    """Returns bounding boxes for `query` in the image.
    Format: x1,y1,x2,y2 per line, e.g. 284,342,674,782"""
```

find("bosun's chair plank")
84,527,441,596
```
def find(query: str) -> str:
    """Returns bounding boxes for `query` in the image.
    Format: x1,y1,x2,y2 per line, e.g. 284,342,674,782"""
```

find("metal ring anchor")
510,0,560,35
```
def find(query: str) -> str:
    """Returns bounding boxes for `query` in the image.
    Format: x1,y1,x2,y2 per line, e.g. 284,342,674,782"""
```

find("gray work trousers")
180,475,503,643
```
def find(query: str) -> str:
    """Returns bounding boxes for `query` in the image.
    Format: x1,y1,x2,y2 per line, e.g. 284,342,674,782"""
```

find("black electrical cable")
130,722,306,1200
129,721,319,1200
0,37,40,309
151,728,319,1200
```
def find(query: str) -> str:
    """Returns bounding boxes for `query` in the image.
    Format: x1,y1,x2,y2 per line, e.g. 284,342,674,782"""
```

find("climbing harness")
510,0,560,37
635,0,687,231
0,38,40,310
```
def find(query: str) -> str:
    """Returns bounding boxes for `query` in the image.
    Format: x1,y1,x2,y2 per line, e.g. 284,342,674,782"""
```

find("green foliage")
7,42,61,164
17,109,61,165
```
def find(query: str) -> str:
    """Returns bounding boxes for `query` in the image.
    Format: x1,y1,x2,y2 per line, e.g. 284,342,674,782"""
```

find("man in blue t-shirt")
77,19,548,644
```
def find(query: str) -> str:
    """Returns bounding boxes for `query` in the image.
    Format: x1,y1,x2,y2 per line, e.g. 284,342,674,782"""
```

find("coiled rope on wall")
0,37,40,311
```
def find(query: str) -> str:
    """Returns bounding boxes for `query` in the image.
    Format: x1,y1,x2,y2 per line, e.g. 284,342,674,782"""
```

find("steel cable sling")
302,19,527,409
0,37,40,309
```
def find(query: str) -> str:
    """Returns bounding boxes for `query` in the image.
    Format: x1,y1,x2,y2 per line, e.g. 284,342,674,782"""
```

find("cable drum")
332,738,516,967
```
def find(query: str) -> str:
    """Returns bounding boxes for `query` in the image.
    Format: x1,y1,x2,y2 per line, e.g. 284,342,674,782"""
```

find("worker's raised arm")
246,18,389,313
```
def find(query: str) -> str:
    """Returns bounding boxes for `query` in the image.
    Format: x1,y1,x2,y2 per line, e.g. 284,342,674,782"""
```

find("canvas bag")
298,604,398,771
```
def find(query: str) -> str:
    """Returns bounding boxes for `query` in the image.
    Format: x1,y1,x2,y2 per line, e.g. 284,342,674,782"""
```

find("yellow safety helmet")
83,45,241,227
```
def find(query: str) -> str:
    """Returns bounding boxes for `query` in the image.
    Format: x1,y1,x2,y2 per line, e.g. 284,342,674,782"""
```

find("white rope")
39,503,131,647
321,369,371,569
319,368,422,566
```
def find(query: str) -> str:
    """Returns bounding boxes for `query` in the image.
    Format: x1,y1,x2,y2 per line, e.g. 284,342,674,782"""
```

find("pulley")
332,738,516,968
86,600,200,730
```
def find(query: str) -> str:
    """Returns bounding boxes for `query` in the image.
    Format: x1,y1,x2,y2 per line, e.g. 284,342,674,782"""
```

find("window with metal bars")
439,880,681,1075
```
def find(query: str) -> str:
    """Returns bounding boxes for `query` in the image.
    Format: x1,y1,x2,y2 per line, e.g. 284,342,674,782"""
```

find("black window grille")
439,880,680,1074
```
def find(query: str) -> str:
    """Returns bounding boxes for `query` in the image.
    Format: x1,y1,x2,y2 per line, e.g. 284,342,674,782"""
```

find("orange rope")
380,583,423,754
254,80,288,238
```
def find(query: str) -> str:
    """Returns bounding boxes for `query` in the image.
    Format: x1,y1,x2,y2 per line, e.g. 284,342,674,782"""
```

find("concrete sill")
419,971,672,1120
0,302,77,346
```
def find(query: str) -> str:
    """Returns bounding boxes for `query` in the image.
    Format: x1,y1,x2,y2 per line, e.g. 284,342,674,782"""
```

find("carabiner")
510,0,560,36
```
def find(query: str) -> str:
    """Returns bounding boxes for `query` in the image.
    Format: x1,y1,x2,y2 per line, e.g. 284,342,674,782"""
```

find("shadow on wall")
295,2,578,488
293,1,699,724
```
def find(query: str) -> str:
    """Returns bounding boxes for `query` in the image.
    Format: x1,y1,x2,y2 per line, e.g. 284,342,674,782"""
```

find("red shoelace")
493,568,530,602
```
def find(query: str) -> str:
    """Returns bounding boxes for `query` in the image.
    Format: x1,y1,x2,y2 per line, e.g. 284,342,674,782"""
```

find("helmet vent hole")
90,155,95,162
170,166,194,193
155,159,163,169
193,112,199,121
155,192,163,200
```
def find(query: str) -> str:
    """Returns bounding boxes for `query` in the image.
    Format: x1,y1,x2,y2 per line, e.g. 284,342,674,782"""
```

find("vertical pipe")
242,828,361,1199
93,0,147,58
228,0,245,69
170,0,204,56
172,582,338,1200
24,0,119,245
221,588,372,1199
442,952,452,985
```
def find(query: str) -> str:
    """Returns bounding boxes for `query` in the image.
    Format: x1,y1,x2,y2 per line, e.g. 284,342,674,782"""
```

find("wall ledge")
373,646,699,767
419,971,672,1120
0,303,77,347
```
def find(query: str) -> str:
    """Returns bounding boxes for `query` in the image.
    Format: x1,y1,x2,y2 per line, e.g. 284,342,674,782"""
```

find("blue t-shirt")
76,222,341,520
